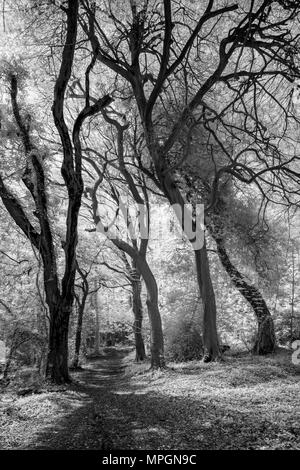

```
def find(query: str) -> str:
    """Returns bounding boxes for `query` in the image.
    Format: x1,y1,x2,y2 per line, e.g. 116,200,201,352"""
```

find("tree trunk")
3,330,16,380
94,281,101,355
46,302,71,383
194,241,220,362
214,236,276,354
147,297,165,369
36,307,48,377
108,238,165,369
37,343,48,377
148,165,220,363
135,257,165,369
131,276,146,362
71,302,85,369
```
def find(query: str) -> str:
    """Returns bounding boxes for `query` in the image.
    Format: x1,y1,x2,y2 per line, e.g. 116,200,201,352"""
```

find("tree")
2,0,300,381
119,253,146,362
0,1,112,382
71,257,103,369
84,136,165,367
205,189,276,354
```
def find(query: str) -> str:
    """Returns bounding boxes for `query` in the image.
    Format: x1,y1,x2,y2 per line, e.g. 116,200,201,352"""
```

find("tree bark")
113,240,165,368
71,299,86,369
92,203,165,367
0,0,114,384
135,257,165,368
123,248,165,368
213,235,276,354
146,297,165,369
194,242,220,362
94,285,101,355
131,276,146,362
150,165,220,362
46,302,71,383
3,329,17,380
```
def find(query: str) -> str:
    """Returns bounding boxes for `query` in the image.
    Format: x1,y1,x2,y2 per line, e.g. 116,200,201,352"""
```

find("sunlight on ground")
0,349,299,450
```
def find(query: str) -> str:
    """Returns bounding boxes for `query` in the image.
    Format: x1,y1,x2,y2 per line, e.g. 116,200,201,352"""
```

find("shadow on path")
24,348,300,450
25,347,133,449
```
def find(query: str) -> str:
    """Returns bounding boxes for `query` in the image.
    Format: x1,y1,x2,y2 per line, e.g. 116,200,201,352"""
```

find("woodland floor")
0,347,299,450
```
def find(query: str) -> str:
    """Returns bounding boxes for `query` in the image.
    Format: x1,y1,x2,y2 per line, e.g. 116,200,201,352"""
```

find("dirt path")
2,348,299,450
26,347,134,450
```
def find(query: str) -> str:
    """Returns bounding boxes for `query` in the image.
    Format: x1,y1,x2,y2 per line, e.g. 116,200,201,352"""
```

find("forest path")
25,347,153,450
3,347,299,450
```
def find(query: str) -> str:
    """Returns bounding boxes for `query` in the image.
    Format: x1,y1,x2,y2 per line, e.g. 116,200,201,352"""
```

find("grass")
0,347,299,450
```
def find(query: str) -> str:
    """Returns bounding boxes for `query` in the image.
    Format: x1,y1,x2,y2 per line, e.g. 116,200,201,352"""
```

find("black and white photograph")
0,0,299,456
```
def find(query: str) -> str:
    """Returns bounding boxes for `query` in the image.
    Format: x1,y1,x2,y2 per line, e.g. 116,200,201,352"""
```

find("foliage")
165,315,203,362
0,0,300,382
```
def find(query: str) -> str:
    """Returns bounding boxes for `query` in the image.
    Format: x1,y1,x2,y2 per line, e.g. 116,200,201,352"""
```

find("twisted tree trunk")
213,235,276,354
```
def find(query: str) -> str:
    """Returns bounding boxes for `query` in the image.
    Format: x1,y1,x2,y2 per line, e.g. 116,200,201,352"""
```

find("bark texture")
214,236,276,354
131,274,146,362
194,244,220,361
152,164,220,361
0,0,112,383
71,269,88,369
